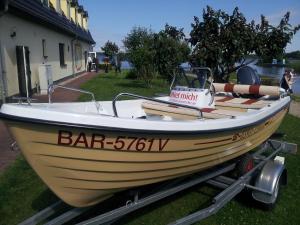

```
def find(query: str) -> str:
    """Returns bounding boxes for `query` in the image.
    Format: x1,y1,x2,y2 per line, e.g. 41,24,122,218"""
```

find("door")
0,49,3,104
84,50,87,69
16,46,32,97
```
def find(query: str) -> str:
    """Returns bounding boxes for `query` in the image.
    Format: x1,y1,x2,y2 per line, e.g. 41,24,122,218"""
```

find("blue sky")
79,0,300,52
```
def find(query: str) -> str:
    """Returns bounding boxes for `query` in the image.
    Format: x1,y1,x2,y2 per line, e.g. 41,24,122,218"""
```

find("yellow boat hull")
4,107,287,207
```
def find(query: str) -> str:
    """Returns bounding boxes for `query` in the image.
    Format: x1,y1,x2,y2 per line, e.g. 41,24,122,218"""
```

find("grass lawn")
0,70,299,225
79,70,170,101
291,94,300,102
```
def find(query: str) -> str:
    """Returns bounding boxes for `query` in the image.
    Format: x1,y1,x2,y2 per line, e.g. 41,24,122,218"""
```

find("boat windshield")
170,67,213,91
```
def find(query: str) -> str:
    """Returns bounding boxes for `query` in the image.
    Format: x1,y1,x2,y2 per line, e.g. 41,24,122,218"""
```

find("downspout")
0,0,9,104
71,35,78,78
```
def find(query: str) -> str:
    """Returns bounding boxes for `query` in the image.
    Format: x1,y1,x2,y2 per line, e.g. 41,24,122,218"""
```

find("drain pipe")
0,42,6,104
0,0,9,103
71,35,78,78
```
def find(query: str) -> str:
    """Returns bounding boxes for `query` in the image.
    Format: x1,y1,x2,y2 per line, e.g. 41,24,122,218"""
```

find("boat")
0,68,290,207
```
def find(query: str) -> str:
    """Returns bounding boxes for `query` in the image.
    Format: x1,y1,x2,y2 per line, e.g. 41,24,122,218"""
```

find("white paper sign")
169,87,213,108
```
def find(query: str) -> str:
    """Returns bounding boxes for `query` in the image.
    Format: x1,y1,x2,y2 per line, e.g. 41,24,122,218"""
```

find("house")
0,0,95,103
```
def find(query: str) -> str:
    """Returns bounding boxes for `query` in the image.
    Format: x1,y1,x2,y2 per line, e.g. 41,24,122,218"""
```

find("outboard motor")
237,66,261,98
237,66,261,85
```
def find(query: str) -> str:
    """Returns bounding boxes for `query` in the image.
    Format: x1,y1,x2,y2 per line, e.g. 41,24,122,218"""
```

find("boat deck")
140,95,280,120
0,91,290,133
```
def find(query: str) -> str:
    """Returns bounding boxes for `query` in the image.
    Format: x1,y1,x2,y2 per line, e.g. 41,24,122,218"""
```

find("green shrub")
98,64,113,71
125,69,138,79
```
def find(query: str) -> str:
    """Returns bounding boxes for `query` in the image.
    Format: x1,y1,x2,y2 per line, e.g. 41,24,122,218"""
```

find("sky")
79,0,300,53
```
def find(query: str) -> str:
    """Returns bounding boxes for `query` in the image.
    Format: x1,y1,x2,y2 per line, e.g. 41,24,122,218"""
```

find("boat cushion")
214,83,281,96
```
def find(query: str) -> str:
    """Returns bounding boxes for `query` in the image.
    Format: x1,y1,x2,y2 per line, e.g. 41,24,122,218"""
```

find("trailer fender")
252,160,287,205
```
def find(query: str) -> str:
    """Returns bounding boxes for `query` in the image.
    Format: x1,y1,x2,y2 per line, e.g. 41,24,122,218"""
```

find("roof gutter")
0,0,9,17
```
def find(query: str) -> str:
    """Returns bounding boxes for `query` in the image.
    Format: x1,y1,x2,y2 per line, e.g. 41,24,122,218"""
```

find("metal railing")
48,84,102,113
112,92,203,118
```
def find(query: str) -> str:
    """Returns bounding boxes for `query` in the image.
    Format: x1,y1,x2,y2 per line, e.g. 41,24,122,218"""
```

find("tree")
285,50,300,59
117,51,129,62
255,12,300,62
154,24,190,83
101,41,119,59
123,27,156,86
189,6,299,82
189,6,256,82
163,23,185,40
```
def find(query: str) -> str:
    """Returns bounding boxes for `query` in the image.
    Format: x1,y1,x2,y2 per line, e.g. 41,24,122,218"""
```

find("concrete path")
289,101,300,118
0,72,98,171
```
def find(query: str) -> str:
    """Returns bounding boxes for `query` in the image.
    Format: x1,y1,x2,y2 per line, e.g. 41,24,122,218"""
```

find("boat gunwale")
0,100,290,135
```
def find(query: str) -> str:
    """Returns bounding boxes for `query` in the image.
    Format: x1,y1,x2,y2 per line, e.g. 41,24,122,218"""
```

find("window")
56,0,61,13
41,0,49,6
42,39,47,58
59,43,66,67
75,9,78,24
67,1,71,19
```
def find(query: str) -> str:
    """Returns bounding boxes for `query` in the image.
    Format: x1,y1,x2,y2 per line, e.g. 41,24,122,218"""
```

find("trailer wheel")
252,161,287,210
236,154,254,176
257,175,282,210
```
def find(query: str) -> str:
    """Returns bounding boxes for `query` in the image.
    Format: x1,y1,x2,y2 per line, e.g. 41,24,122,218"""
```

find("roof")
7,0,95,44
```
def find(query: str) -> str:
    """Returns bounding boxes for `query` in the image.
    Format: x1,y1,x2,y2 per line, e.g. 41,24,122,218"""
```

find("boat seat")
214,96,271,109
141,101,245,120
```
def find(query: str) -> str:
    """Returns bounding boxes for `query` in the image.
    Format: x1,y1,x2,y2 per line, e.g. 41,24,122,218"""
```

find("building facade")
0,0,95,102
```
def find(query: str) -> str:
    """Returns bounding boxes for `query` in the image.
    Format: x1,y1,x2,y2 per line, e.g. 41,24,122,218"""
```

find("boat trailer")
19,139,297,225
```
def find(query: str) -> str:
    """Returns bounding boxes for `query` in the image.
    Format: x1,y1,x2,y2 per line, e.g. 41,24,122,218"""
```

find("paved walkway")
289,101,300,118
0,72,98,171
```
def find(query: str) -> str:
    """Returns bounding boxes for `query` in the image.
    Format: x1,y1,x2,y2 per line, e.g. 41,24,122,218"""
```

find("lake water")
247,60,300,95
121,60,300,94
291,77,300,94
121,61,132,70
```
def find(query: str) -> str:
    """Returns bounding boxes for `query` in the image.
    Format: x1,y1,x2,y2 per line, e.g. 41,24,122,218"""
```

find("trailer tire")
236,153,254,176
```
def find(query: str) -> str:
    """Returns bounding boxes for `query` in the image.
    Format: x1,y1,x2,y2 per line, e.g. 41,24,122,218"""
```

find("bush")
154,24,190,83
125,69,138,79
123,26,190,86
98,64,113,71
123,27,157,86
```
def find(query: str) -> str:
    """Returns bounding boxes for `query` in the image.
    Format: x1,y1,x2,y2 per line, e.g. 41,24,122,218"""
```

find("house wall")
83,16,87,30
0,13,92,97
70,6,76,23
61,0,70,19
50,0,58,11
77,11,82,27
